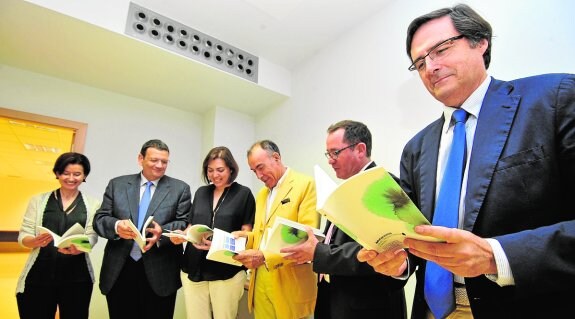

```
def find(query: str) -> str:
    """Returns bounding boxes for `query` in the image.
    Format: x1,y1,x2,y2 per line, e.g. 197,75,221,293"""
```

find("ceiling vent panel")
125,2,259,83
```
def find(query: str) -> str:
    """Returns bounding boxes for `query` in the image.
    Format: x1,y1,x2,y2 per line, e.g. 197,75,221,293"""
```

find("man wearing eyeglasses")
282,120,407,319
358,4,575,319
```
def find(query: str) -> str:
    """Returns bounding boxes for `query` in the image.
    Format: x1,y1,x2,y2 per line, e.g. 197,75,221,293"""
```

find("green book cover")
265,216,325,256
314,165,439,252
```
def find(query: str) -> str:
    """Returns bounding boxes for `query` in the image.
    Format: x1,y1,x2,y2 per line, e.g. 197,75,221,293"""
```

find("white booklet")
162,224,213,245
36,223,92,253
206,228,246,267
314,165,440,252
265,216,325,256
126,216,154,253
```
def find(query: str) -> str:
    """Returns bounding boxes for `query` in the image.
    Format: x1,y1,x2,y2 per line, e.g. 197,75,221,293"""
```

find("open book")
37,223,92,253
314,165,439,252
206,228,246,266
265,216,325,256
126,216,154,253
162,224,213,245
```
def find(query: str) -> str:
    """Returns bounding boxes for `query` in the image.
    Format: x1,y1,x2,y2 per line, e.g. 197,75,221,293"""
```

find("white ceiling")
0,0,392,181
132,0,393,69
0,0,392,116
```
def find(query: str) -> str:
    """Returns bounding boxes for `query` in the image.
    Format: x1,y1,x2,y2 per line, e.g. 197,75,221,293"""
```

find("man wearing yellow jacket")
234,140,319,319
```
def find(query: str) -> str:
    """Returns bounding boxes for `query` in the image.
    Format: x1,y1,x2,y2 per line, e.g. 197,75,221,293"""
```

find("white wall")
257,0,575,177
211,105,257,192
254,0,575,316
4,0,575,317
0,64,204,318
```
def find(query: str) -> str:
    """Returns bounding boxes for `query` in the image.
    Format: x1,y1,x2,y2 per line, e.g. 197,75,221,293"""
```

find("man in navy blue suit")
358,4,575,319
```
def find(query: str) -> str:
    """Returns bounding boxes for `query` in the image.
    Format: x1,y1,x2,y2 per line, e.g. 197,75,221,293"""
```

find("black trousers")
314,279,331,319
106,258,177,319
17,281,93,319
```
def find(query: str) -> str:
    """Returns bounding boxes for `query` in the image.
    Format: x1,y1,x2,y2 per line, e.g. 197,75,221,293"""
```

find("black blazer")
313,162,407,319
401,74,575,318
94,173,191,296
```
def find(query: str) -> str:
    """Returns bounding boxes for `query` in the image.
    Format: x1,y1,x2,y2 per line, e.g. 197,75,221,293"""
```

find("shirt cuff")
485,238,515,286
392,252,410,280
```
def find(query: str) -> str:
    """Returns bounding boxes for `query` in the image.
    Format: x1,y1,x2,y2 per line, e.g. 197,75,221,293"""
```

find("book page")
127,216,153,252
206,228,245,266
37,226,62,247
314,165,338,210
37,224,91,252
58,234,92,252
60,223,86,238
188,224,213,244
161,231,188,240
162,224,213,244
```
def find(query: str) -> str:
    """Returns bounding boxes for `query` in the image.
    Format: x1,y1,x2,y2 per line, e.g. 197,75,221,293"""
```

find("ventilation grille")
125,2,259,83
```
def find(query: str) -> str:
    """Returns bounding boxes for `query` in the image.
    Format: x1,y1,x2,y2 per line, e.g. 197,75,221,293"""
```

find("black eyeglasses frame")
324,143,359,160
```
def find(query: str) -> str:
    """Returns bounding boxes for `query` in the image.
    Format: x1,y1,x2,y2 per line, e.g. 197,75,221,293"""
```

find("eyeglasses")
324,143,358,160
408,35,465,72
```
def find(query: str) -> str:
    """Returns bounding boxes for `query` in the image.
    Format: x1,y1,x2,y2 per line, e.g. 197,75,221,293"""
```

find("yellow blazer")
245,169,319,318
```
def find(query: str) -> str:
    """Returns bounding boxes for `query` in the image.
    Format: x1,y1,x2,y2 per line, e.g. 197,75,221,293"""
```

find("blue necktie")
130,181,153,261
425,109,468,319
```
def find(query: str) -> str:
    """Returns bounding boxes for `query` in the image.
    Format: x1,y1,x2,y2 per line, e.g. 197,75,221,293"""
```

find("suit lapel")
265,171,294,225
420,119,443,221
128,175,141,222
464,79,519,230
147,176,170,219
255,188,269,232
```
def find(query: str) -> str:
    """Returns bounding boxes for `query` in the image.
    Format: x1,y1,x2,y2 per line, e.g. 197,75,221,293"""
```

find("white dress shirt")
436,76,514,286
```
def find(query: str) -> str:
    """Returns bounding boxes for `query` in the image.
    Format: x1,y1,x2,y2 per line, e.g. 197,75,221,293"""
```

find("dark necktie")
130,181,153,261
424,109,468,318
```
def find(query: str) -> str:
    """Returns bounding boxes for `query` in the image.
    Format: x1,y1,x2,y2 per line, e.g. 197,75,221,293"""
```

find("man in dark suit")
94,139,191,319
358,4,575,319
282,120,406,319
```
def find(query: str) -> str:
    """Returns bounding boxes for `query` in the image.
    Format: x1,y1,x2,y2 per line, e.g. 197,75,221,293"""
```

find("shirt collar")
361,161,374,171
140,173,159,187
270,167,290,191
442,75,491,132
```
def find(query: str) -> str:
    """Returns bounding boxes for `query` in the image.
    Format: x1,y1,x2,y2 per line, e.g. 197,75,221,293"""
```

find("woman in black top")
171,146,255,319
16,152,100,319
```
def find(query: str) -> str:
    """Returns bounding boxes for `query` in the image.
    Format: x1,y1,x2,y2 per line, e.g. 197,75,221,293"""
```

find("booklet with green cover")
314,165,440,252
264,216,325,256
126,216,154,253
206,228,246,266
162,224,213,245
37,223,92,253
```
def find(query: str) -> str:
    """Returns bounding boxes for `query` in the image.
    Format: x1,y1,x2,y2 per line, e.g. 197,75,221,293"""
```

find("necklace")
211,187,230,228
